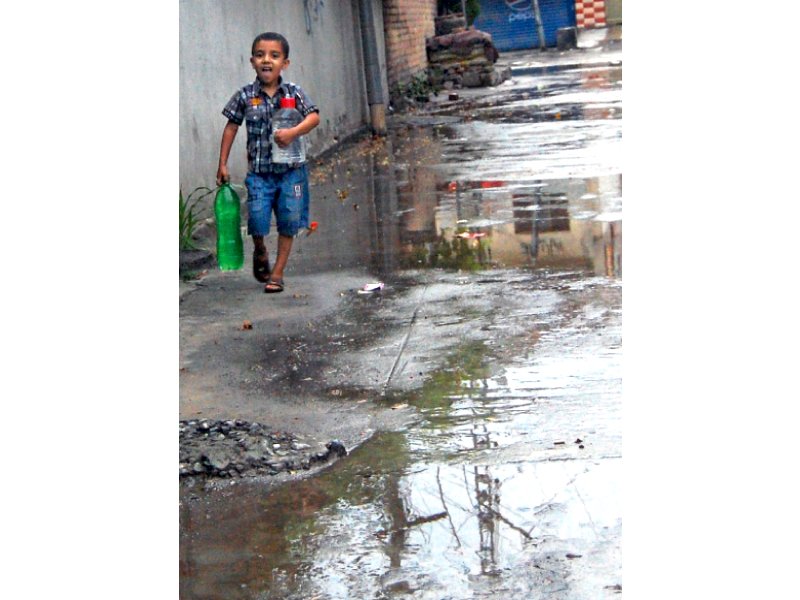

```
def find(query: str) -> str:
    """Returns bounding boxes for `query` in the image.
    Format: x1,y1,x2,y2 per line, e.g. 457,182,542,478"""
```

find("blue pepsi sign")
473,0,576,51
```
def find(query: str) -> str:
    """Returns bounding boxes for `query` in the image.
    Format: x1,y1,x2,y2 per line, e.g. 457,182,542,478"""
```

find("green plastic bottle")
214,183,244,271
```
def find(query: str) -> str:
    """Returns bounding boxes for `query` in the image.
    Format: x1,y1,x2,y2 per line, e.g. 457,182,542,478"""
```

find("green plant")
391,73,440,104
179,186,215,250
403,235,487,271
438,0,480,25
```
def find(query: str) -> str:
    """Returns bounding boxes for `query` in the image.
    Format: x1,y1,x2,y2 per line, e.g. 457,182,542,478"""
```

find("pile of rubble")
179,419,347,480
427,15,510,89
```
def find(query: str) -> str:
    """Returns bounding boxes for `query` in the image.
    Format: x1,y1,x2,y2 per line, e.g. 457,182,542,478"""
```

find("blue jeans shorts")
244,165,310,237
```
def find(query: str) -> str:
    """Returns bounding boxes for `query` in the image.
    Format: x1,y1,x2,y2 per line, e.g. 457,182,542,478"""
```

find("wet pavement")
180,27,622,600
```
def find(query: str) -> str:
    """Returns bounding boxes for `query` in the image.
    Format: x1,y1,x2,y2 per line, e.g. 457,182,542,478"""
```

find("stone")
204,448,232,471
462,70,482,88
557,27,577,51
327,440,348,457
435,14,466,36
180,418,335,481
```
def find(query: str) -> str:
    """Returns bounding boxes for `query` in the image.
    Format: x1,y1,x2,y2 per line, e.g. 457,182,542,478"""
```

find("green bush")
438,0,480,25
391,72,440,104
179,186,215,250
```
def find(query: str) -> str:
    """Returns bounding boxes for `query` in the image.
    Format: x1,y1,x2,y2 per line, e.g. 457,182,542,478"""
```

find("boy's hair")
251,32,290,58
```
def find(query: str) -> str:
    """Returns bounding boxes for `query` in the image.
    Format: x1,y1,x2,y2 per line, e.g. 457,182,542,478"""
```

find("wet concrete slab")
180,28,622,599
181,270,622,599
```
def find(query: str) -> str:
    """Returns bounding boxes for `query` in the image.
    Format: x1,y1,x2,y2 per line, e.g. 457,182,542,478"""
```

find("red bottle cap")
280,97,296,109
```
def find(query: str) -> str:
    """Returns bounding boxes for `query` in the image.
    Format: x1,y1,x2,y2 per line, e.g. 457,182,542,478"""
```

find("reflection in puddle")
299,66,621,279
389,138,622,276
181,290,622,599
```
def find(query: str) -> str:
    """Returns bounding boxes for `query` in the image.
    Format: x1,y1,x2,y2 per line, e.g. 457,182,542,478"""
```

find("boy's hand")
216,165,229,186
273,127,298,148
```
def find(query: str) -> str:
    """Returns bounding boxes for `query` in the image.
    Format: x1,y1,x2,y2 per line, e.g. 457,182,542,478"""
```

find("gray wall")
604,0,622,25
179,0,389,192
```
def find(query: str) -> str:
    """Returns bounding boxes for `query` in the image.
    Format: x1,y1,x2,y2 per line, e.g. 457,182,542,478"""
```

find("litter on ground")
358,282,384,294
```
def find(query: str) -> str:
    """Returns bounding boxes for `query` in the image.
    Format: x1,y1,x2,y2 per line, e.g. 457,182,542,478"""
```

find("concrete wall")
604,0,621,25
179,0,389,191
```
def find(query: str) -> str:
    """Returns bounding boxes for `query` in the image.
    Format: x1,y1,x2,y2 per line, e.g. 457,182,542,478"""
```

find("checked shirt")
222,78,319,174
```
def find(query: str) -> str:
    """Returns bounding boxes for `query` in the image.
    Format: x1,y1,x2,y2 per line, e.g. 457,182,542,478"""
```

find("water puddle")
181,277,622,598
181,57,622,598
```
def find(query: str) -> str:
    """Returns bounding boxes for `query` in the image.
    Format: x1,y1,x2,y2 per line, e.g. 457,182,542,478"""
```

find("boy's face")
250,40,289,88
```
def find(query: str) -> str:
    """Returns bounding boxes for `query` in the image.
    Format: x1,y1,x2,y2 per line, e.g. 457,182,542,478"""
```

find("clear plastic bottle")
214,183,244,271
270,96,306,164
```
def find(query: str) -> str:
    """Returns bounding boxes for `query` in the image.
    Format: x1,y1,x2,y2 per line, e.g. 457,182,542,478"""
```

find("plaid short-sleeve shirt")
222,78,319,173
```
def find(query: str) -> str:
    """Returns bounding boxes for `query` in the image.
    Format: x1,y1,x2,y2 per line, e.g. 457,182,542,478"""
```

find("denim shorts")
244,165,310,237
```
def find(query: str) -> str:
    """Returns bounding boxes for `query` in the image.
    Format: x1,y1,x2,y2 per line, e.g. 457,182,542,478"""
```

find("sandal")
264,278,284,294
253,251,270,283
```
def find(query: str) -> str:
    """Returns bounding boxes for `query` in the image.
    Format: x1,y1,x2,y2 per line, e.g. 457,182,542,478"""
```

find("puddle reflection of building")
394,134,495,270
470,423,501,575
580,64,621,121
365,137,402,276
583,174,622,277
504,175,622,276
468,422,538,575
395,127,440,248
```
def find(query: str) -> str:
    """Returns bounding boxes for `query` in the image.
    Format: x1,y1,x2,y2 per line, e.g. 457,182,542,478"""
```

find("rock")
482,66,511,87
435,13,466,36
203,448,232,471
180,419,346,481
179,249,215,274
426,27,503,89
556,27,577,51
327,440,348,457
462,70,482,88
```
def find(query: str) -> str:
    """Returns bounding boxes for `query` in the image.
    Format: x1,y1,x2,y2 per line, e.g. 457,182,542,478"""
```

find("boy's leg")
245,173,276,282
252,234,269,279
267,234,294,285
253,235,266,254
298,165,310,230
265,166,308,292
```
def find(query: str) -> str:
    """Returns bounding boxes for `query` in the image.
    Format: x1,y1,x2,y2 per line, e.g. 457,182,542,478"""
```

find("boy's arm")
216,121,239,185
273,111,320,148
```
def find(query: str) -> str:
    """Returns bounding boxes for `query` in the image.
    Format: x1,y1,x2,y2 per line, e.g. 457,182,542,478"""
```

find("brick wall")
382,0,437,92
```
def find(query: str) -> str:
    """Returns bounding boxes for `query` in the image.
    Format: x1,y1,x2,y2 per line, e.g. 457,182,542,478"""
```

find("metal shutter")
473,0,577,51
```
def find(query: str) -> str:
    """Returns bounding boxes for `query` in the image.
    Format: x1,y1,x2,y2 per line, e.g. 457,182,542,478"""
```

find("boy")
216,32,320,293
